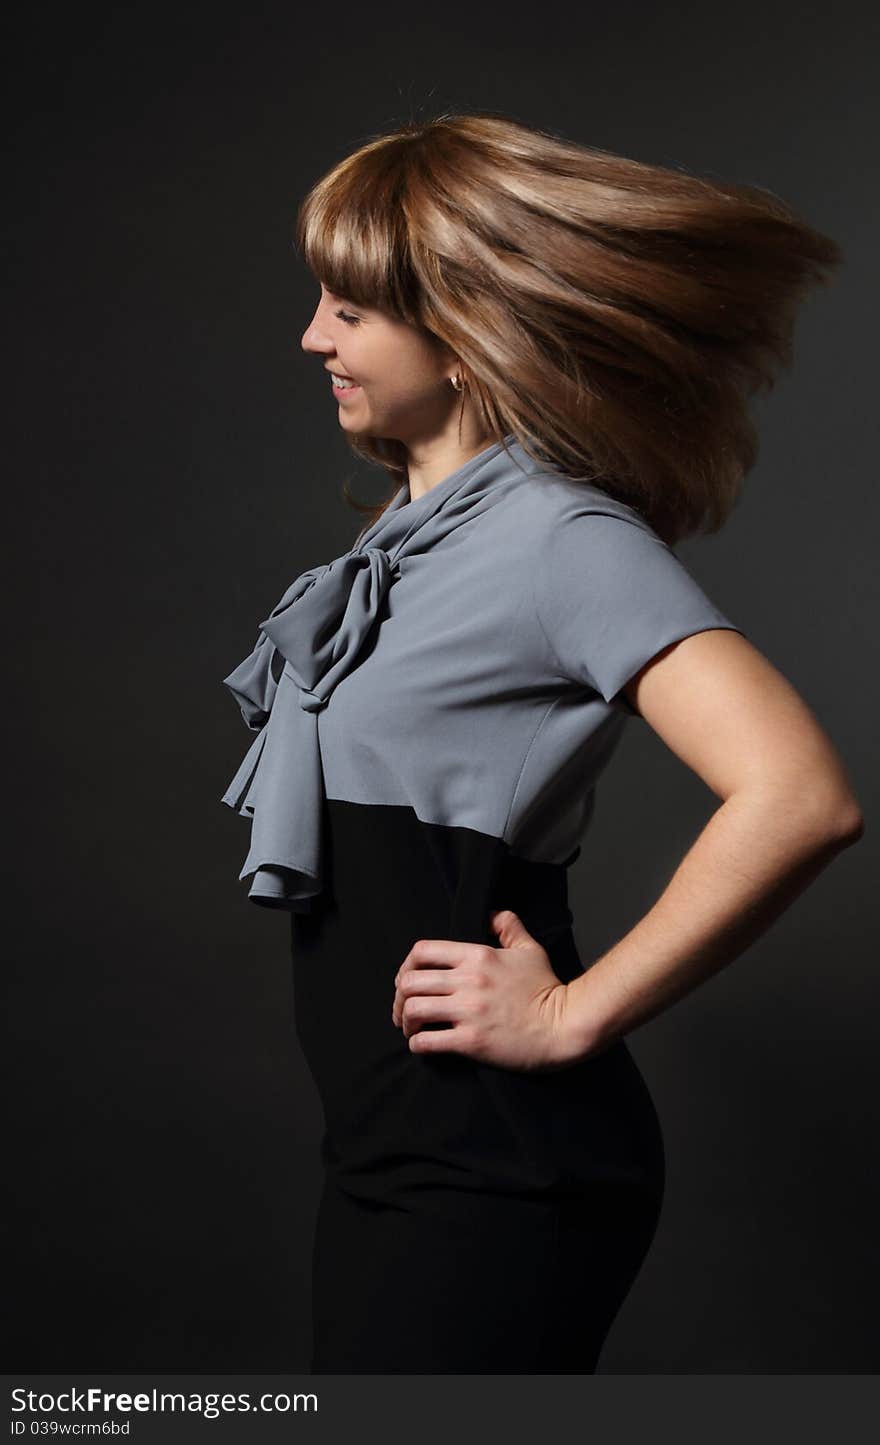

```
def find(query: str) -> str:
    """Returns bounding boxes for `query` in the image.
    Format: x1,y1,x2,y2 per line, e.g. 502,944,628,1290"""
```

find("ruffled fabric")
220,435,521,909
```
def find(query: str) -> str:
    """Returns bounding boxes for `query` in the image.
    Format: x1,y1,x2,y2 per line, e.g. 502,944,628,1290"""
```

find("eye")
335,308,361,326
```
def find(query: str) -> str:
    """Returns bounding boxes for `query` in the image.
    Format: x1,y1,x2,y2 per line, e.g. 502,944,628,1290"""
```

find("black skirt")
291,798,665,1373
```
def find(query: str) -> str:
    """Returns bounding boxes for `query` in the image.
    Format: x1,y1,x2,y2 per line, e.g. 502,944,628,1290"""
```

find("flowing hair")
295,111,842,544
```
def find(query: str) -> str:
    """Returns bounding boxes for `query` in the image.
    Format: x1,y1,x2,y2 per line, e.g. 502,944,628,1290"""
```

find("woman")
220,113,863,1373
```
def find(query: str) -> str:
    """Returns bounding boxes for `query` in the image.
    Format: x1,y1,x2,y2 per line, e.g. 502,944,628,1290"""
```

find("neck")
405,427,498,502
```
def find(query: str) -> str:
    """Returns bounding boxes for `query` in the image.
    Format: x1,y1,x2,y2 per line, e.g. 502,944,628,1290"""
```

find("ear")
426,331,458,368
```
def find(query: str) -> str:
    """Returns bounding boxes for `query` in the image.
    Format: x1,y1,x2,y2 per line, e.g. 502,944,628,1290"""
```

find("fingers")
398,995,460,1037
396,938,478,983
392,937,498,1040
395,967,457,996
407,1024,475,1055
391,969,457,1030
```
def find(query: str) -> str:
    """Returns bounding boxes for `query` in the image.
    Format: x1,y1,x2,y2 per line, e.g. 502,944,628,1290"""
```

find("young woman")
220,112,863,1373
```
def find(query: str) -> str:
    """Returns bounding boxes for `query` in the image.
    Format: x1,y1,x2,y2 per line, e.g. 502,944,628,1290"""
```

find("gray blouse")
221,434,744,909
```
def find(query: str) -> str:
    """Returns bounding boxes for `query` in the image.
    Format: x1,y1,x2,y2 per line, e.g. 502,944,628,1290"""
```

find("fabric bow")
220,546,397,908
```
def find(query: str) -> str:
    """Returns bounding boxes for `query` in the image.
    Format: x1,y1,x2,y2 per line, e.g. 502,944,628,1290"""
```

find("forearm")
563,787,863,1060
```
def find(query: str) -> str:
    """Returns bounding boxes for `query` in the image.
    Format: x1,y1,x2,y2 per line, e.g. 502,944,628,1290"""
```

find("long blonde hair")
295,111,842,544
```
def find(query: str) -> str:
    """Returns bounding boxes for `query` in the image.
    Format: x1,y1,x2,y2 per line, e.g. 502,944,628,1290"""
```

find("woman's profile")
219,112,863,1374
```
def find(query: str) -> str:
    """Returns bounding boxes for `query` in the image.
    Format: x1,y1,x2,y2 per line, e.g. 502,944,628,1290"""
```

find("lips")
331,377,362,398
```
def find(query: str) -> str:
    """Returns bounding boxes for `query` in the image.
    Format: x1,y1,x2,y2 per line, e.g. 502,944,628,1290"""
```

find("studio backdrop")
7,0,877,1375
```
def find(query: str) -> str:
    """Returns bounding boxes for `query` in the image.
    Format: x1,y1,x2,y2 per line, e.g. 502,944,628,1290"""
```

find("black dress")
220,435,744,1372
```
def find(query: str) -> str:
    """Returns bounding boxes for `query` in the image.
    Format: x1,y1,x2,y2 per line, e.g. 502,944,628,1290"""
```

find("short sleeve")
532,503,745,709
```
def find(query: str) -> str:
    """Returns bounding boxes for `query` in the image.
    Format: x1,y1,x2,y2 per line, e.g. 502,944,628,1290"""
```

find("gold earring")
450,372,464,392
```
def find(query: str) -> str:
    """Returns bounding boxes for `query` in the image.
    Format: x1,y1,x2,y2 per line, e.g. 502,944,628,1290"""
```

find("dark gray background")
7,0,877,1372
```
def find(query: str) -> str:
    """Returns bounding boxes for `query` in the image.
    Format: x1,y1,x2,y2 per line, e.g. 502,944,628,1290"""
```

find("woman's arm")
561,628,865,1059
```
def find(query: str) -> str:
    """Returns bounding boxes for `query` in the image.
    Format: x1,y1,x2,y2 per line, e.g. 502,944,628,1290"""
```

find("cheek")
373,364,443,404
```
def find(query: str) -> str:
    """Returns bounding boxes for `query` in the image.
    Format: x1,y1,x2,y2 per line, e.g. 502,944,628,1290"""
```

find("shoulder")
504,462,656,527
501,468,666,566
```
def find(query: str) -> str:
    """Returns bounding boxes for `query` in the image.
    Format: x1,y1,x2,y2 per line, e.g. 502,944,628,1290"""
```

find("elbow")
759,780,866,853
800,790,865,850
735,748,865,854
831,801,865,847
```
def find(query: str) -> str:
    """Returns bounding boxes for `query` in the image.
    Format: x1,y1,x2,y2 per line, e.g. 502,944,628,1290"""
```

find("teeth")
331,374,357,389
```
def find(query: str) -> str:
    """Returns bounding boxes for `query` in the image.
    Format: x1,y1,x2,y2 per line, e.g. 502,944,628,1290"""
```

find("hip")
293,962,665,1208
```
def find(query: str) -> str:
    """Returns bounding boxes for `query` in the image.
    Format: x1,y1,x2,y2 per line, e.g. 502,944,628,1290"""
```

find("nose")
301,303,333,356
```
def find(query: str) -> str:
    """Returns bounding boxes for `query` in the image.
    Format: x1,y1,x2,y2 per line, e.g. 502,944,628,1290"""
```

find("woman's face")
301,284,461,445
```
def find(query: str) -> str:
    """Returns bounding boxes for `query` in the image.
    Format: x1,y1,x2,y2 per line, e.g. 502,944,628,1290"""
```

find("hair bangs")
295,150,421,323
